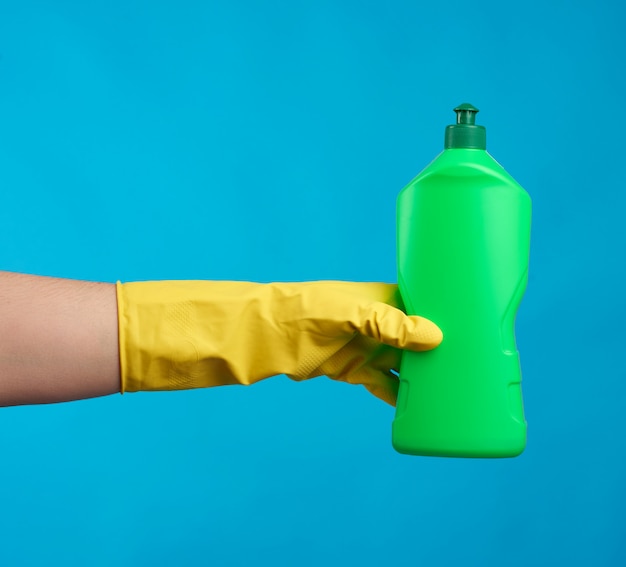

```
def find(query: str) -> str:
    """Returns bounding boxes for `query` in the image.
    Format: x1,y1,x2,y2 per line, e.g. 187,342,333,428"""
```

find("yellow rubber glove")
117,280,442,405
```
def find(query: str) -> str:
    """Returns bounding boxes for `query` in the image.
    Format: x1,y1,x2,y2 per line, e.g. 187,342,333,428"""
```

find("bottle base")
391,433,526,459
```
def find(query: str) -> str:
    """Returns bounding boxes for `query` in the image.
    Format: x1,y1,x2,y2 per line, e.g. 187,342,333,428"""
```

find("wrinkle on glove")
117,280,442,405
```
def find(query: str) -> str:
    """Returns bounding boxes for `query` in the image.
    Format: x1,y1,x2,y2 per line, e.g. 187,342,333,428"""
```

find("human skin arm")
0,271,121,406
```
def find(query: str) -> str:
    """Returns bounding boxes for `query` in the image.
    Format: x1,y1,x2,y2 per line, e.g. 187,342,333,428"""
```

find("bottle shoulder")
400,149,527,195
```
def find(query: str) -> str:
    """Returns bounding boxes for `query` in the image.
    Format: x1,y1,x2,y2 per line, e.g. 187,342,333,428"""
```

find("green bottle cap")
444,103,486,149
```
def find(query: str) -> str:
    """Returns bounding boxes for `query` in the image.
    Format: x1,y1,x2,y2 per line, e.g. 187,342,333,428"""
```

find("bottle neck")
444,124,486,150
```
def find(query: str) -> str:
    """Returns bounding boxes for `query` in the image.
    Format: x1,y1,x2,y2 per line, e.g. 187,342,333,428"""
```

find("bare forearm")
0,271,120,406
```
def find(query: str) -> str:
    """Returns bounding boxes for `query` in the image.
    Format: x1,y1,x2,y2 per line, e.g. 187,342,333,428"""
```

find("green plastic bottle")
392,104,531,458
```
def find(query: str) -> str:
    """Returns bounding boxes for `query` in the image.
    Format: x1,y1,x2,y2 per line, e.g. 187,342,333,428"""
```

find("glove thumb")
357,302,443,351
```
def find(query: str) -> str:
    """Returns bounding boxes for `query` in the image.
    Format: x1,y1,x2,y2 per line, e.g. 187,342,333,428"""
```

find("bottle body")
392,148,531,457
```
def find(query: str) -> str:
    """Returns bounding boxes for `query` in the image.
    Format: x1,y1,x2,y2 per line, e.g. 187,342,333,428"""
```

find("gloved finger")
365,342,402,375
346,365,399,406
356,302,443,352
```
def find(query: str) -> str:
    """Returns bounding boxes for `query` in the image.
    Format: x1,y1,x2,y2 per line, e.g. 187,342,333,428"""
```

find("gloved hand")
117,280,442,405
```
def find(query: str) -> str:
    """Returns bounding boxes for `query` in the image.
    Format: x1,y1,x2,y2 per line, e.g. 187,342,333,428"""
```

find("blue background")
1,1,624,565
